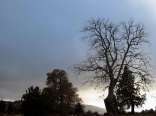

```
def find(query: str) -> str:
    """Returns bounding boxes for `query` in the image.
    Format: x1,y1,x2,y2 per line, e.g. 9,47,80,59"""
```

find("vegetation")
7,102,14,115
21,86,43,116
44,69,83,115
115,66,146,114
75,102,85,115
0,100,6,113
73,18,153,116
21,69,84,116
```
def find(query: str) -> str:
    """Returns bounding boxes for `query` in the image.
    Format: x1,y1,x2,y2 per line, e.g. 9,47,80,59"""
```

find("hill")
84,104,106,114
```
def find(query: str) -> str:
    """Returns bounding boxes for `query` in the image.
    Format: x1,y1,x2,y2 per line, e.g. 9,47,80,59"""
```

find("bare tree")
73,18,154,116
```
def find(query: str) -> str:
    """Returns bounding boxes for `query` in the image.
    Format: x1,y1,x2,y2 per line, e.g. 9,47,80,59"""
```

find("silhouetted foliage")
141,109,155,114
75,102,85,115
21,69,83,116
41,87,56,115
93,111,101,116
13,100,22,114
73,18,153,116
7,102,13,115
115,66,146,114
85,110,93,116
141,110,145,114
149,108,155,114
43,69,83,115
21,86,43,116
0,100,6,113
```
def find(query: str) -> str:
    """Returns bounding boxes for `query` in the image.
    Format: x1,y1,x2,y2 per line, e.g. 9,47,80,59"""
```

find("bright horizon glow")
2,89,156,112
79,89,156,111
79,89,105,108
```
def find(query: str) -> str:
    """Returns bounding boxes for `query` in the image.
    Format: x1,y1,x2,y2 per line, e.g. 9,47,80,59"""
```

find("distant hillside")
84,104,106,114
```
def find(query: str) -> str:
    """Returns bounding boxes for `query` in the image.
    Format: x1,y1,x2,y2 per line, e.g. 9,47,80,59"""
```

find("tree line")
0,67,147,116
0,69,85,116
21,69,84,116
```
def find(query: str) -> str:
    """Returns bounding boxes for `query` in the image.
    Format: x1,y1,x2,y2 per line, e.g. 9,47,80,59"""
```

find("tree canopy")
21,69,83,116
44,69,82,115
0,100,6,113
75,102,85,115
115,66,146,114
21,86,43,116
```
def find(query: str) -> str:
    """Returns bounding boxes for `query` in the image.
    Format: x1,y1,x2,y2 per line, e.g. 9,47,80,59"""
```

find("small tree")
13,100,22,114
0,100,6,113
75,102,85,115
7,102,13,115
45,69,82,115
115,66,146,114
73,18,154,116
85,110,93,116
93,111,101,116
21,86,43,116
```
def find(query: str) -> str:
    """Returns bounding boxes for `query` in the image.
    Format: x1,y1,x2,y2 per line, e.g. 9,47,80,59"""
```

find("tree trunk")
104,81,118,116
131,100,135,114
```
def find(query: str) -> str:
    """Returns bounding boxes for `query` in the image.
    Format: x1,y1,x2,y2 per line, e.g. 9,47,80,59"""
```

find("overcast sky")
1,0,156,109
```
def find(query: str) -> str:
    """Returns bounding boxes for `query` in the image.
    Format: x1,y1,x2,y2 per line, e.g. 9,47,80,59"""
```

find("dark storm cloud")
0,0,156,104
